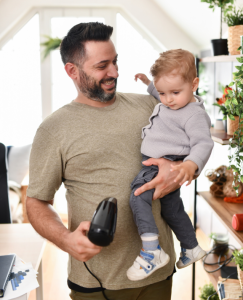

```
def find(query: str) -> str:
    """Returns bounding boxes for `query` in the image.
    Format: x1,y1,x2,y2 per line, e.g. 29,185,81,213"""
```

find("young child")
127,49,214,281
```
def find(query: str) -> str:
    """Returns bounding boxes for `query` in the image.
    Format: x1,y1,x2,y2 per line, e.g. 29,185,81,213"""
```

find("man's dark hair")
60,22,113,65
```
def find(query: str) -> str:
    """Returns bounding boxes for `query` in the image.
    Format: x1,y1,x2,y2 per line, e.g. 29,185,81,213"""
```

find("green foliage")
233,249,243,271
199,282,219,300
224,6,243,26
201,0,234,12
218,82,225,93
201,0,234,38
40,35,63,60
226,58,243,195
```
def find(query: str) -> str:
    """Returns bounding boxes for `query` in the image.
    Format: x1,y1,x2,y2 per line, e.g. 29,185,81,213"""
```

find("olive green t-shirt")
27,92,176,290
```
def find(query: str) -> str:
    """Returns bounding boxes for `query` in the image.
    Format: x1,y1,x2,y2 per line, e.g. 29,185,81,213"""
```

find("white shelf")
200,55,242,63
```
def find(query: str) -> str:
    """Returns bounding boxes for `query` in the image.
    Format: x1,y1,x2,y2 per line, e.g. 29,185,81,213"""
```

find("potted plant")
224,6,243,55
199,282,219,300
224,56,243,194
233,249,243,289
201,0,234,55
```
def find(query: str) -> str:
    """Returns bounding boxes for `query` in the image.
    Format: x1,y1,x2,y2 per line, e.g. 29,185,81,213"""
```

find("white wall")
0,0,200,53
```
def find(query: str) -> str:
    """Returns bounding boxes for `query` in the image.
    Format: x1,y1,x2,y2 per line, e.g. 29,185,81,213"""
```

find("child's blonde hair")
150,49,197,83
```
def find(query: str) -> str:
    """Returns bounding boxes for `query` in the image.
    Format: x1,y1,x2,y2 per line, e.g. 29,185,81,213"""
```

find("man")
26,22,182,300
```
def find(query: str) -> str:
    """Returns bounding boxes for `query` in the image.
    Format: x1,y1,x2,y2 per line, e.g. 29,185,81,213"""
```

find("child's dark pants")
129,155,198,249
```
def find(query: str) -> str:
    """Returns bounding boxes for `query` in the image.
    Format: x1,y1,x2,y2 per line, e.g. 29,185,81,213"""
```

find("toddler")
127,49,214,281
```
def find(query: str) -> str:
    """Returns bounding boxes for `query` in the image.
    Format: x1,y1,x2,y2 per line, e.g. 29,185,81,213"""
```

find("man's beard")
78,69,117,103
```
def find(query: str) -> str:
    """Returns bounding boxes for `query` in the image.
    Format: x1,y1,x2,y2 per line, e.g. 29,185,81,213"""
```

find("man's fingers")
142,158,160,166
134,181,155,196
77,221,91,233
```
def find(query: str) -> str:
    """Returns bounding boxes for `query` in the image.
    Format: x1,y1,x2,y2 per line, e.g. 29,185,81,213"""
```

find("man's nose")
107,64,119,78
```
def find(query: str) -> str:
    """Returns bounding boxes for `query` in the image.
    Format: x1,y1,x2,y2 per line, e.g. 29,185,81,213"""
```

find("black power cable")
83,262,110,300
202,244,238,300
203,244,237,273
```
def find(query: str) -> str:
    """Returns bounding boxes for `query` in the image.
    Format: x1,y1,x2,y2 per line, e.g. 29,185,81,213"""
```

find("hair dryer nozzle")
88,198,118,247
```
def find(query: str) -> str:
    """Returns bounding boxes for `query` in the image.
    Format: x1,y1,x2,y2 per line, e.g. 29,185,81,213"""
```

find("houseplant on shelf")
224,56,243,195
224,6,243,55
201,0,234,55
233,249,243,289
199,282,219,300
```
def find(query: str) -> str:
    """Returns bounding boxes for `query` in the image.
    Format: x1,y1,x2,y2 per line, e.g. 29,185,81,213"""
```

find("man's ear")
192,77,199,92
65,63,79,80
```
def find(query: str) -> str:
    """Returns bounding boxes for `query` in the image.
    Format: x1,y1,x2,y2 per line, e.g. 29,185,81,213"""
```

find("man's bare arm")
26,197,102,262
134,158,198,200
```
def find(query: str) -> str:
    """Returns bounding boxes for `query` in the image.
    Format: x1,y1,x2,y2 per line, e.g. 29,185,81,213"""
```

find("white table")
0,224,46,300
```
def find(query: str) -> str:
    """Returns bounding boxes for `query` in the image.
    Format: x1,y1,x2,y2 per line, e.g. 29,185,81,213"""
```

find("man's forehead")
84,40,117,64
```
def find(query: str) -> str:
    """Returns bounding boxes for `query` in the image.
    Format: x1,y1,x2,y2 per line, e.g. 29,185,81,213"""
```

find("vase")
211,39,228,56
227,115,239,135
228,25,243,55
237,264,243,290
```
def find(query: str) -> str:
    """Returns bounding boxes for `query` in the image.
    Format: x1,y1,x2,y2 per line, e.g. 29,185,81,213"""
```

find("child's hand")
170,161,198,186
134,73,151,86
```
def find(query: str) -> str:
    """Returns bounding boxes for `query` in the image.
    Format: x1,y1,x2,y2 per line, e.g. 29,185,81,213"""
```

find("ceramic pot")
211,39,228,56
228,25,243,55
227,115,239,135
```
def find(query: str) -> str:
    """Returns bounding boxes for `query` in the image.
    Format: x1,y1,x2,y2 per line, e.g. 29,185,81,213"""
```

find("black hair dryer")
88,197,117,247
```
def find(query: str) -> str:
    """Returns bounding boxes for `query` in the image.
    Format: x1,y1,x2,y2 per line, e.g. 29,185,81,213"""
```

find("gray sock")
141,233,159,251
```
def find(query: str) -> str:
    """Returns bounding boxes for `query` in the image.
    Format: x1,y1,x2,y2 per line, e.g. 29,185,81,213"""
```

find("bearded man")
26,22,182,300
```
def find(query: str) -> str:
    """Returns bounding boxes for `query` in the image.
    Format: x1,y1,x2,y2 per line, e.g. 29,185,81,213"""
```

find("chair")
0,143,12,223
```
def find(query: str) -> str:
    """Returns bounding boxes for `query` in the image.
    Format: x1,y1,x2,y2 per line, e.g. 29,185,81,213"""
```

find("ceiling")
153,0,243,49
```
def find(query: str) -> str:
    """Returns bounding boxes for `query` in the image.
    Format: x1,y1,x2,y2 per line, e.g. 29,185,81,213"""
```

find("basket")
227,115,239,135
237,264,243,290
228,25,243,55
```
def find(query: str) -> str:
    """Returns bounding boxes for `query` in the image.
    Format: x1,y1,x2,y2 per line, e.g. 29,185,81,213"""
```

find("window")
116,13,159,94
0,14,42,146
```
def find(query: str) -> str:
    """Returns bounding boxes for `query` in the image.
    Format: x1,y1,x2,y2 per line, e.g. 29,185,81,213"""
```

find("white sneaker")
176,245,206,269
127,245,170,281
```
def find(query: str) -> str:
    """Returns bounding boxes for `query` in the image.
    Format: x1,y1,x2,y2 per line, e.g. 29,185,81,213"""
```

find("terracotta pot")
227,115,239,135
228,25,243,55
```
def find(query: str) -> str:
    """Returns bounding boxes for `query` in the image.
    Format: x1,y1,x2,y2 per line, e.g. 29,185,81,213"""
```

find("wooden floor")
29,227,211,300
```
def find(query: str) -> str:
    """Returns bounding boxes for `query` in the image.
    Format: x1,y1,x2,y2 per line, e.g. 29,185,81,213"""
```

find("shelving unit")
197,191,243,288
210,128,232,145
200,55,241,63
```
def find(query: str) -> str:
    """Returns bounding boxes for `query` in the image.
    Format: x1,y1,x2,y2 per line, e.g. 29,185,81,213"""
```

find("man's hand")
134,157,181,200
64,221,102,262
26,197,102,263
170,160,198,187
134,73,151,86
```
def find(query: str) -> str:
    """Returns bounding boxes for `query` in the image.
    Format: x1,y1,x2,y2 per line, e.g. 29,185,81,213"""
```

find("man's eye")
98,65,106,69
113,60,118,65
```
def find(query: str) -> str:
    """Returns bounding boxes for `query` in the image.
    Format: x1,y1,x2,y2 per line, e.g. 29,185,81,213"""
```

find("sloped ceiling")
153,0,243,50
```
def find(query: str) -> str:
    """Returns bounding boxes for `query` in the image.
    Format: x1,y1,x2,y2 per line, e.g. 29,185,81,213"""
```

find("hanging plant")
40,35,63,60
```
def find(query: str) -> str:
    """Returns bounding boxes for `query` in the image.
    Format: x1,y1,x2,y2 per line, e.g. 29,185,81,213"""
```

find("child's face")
154,72,199,110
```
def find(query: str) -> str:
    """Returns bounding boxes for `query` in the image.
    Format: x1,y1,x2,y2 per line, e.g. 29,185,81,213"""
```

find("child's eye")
173,92,179,95
159,93,164,96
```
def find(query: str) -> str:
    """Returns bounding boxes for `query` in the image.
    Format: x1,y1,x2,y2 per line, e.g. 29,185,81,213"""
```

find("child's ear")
192,77,199,92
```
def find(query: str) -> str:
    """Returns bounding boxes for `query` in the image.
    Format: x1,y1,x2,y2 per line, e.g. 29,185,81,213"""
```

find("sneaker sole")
127,254,170,281
176,250,206,269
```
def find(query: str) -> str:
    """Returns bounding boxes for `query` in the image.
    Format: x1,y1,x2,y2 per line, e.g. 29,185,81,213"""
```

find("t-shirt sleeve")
184,111,214,175
26,127,63,201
